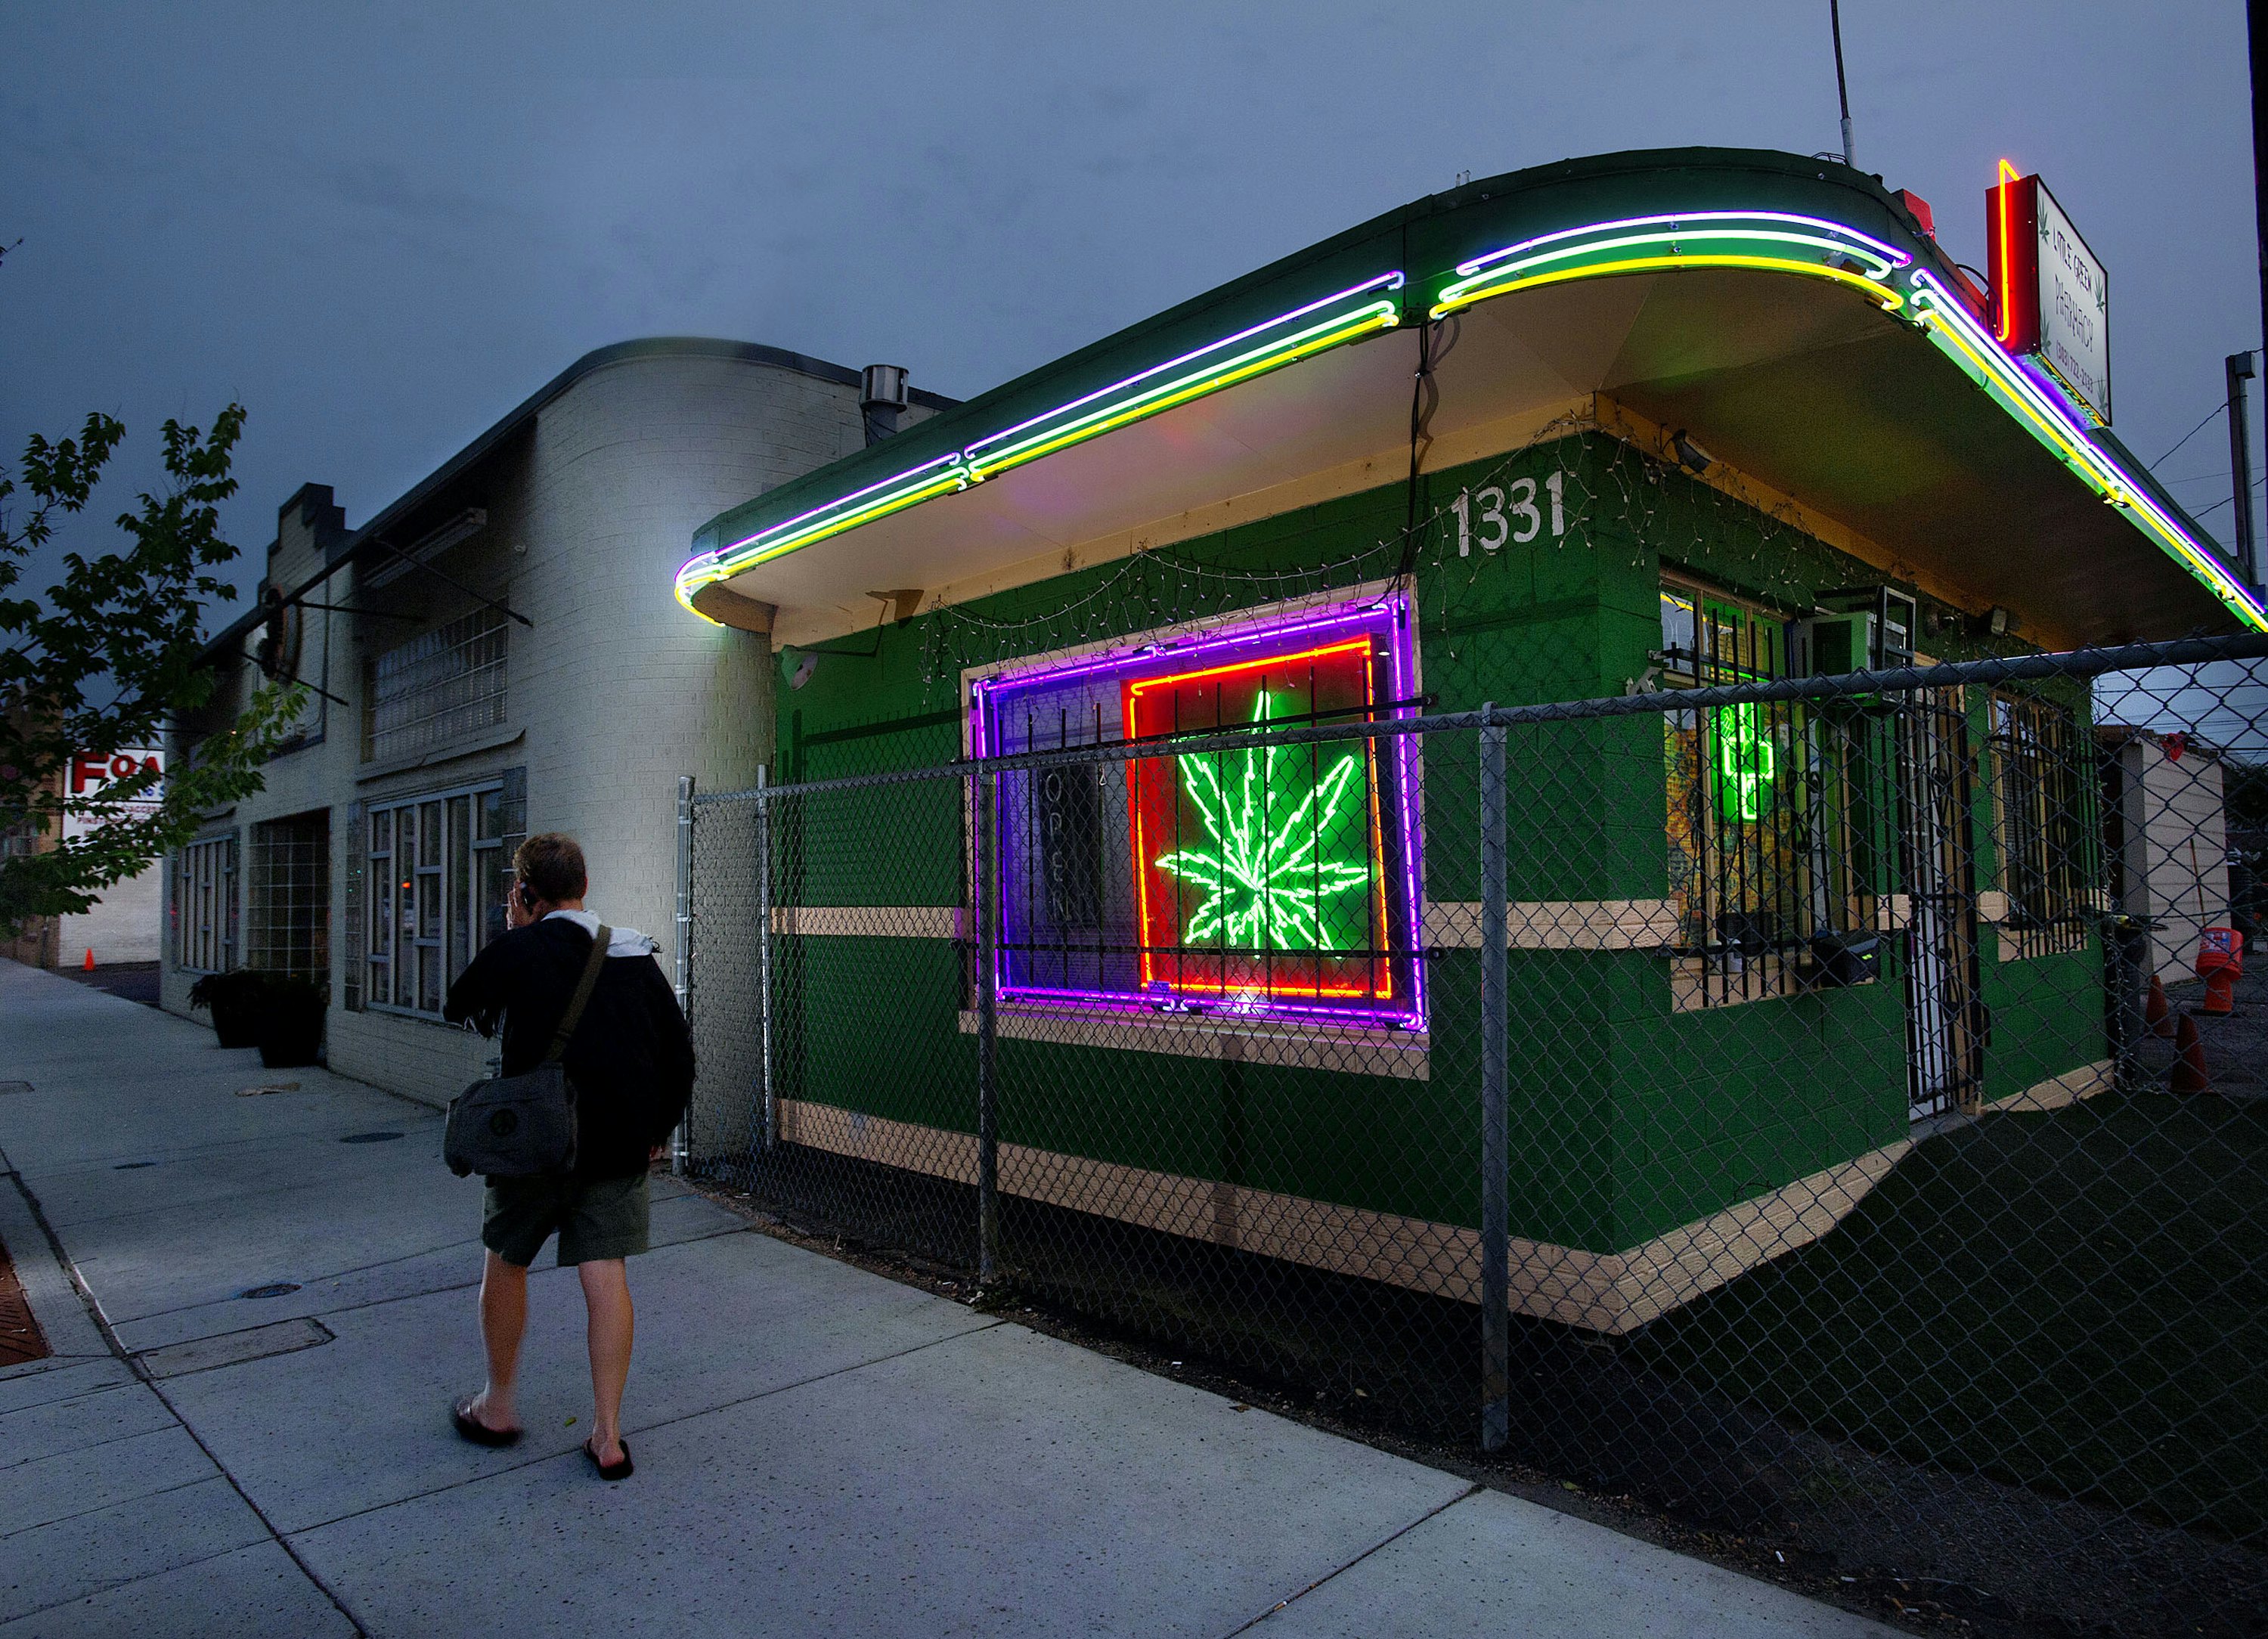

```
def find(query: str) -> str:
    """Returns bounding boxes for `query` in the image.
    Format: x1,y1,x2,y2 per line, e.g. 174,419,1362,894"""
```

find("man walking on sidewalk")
440,833,694,1480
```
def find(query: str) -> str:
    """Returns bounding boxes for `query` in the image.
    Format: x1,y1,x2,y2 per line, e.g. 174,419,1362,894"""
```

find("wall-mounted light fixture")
1670,430,1713,473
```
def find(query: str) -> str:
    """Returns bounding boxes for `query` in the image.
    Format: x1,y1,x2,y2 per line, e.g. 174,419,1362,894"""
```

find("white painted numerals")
1453,471,1566,556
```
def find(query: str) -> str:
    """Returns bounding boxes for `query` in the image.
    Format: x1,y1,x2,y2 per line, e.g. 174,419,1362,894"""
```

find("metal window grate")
176,835,236,972
1990,690,2091,958
1659,581,1888,1009
362,608,507,764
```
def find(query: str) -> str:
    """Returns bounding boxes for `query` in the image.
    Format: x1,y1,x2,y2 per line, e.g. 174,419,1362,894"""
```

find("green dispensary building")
673,148,2267,1331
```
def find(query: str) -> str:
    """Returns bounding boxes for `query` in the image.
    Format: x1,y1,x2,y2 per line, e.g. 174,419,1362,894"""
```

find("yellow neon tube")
1431,254,1904,320
968,305,1400,479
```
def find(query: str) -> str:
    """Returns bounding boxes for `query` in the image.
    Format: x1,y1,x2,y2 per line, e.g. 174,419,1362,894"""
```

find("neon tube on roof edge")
1451,210,1913,280
1906,270,2267,631
1431,212,1908,320
1432,209,2263,632
673,274,1407,618
676,203,2266,635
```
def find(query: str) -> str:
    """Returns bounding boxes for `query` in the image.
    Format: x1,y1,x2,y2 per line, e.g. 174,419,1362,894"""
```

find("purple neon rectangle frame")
968,593,1428,1033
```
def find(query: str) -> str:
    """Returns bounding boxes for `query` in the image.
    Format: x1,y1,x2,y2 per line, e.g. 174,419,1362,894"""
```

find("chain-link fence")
681,632,2267,1636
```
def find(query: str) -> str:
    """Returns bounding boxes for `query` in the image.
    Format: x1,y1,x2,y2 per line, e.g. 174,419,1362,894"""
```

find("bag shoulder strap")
544,924,612,1064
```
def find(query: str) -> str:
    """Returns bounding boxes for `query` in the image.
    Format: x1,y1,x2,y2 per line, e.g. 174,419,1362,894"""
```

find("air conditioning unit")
1789,611,1874,676
1795,585,1922,674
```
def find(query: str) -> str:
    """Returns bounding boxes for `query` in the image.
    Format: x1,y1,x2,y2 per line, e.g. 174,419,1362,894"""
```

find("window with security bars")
176,835,237,972
363,608,508,764
0,815,38,859
363,780,520,1015
1988,691,2091,958
1660,580,1881,1007
969,596,1424,1027
246,813,330,984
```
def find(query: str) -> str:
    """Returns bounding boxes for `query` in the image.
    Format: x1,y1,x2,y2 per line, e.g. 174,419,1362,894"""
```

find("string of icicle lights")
899,407,1944,707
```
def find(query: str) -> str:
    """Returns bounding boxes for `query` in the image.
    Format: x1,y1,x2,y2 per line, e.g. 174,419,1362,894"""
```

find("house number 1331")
1452,472,1564,556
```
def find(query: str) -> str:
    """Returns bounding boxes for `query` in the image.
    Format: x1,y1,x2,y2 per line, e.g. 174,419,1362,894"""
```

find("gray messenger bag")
443,926,611,1179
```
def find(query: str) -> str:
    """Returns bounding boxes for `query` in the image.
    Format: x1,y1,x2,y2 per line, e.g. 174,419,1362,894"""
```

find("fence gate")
1898,689,1984,1118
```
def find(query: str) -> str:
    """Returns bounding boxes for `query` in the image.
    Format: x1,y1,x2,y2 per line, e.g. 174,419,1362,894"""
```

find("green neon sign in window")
1714,702,1777,823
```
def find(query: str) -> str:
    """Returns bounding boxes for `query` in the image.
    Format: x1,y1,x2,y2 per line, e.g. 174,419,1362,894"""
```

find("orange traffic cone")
82,948,95,971
2201,967,2237,1016
2171,1013,2214,1095
2145,974,2175,1038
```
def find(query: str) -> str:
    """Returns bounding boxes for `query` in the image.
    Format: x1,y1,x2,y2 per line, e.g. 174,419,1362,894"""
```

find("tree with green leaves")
2,398,304,938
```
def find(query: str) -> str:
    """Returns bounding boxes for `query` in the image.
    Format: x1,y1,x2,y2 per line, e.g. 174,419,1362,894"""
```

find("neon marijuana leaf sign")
1153,698,1372,950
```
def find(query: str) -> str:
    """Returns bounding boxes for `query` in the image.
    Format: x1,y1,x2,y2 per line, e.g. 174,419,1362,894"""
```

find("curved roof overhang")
682,149,2268,649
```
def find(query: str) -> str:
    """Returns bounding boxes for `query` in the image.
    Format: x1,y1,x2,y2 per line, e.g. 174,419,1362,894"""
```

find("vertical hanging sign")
1988,165,2112,426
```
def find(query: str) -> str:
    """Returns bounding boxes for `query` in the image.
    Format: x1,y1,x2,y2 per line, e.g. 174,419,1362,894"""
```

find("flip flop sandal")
452,1394,522,1448
584,1436,634,1481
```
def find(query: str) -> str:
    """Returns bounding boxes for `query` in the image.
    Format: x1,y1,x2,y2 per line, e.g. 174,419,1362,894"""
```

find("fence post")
671,774,694,1177
754,764,777,1154
976,766,1001,1288
1479,708,1510,1453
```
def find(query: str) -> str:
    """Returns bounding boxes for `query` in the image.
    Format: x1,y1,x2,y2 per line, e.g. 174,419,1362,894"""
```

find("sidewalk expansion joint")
111,1219,751,1337
0,1530,286,1626
1217,1482,1485,1637
6,1169,374,1638
0,1470,218,1544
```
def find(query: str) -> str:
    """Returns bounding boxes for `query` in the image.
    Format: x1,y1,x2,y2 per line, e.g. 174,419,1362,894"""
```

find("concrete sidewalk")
0,959,1895,1637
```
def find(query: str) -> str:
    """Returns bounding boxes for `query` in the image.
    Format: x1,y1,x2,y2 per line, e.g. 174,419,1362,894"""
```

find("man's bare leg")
578,1258,634,1464
469,1250,528,1433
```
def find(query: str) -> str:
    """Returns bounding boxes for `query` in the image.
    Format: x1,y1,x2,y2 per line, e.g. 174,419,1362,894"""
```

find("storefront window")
1661,578,1877,1007
971,595,1423,1028
364,778,519,1015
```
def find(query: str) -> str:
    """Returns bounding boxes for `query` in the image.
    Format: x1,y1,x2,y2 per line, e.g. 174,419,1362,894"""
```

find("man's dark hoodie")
442,915,694,1181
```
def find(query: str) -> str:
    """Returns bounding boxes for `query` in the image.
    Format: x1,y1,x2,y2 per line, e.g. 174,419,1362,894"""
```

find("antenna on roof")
1830,0,1856,168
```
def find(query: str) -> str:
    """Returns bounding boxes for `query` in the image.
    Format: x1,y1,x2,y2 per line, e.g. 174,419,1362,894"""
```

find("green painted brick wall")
759,429,2105,1257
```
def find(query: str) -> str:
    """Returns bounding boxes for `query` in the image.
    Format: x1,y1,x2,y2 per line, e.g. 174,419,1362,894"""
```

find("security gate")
1898,691,1984,1118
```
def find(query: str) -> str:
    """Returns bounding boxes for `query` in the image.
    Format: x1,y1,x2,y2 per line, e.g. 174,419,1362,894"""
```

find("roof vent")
861,364,910,445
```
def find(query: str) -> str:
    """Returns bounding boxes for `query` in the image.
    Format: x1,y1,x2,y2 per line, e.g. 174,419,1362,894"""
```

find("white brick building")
163,339,947,1105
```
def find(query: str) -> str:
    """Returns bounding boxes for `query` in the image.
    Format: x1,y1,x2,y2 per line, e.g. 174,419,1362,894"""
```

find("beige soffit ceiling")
729,268,2230,651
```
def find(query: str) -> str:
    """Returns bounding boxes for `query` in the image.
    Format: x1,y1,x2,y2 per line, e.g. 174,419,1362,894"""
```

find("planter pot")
256,1007,324,1069
207,996,266,1050
189,972,271,1049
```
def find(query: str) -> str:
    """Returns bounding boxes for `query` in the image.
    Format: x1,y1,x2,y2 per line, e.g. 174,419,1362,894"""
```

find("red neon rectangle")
1123,637,1393,1003
1987,173,2040,355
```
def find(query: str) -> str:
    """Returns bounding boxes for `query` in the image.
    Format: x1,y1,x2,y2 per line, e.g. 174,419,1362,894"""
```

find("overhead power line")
2149,399,2229,472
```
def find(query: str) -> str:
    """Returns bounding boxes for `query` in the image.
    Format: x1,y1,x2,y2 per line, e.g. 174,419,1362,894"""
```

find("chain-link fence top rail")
687,633,2268,1636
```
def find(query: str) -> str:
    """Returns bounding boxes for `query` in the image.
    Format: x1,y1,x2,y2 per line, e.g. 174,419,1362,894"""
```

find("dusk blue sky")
3,2,2261,631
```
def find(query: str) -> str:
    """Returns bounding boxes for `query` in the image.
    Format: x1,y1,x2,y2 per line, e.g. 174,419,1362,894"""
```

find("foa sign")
70,749,164,797
62,748,165,841
1987,166,2112,425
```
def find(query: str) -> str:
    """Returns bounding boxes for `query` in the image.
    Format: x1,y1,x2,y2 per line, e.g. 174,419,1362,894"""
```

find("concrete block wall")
2114,736,2232,983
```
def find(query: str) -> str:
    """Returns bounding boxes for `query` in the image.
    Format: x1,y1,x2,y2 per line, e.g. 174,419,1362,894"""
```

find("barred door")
1898,692,1983,1118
